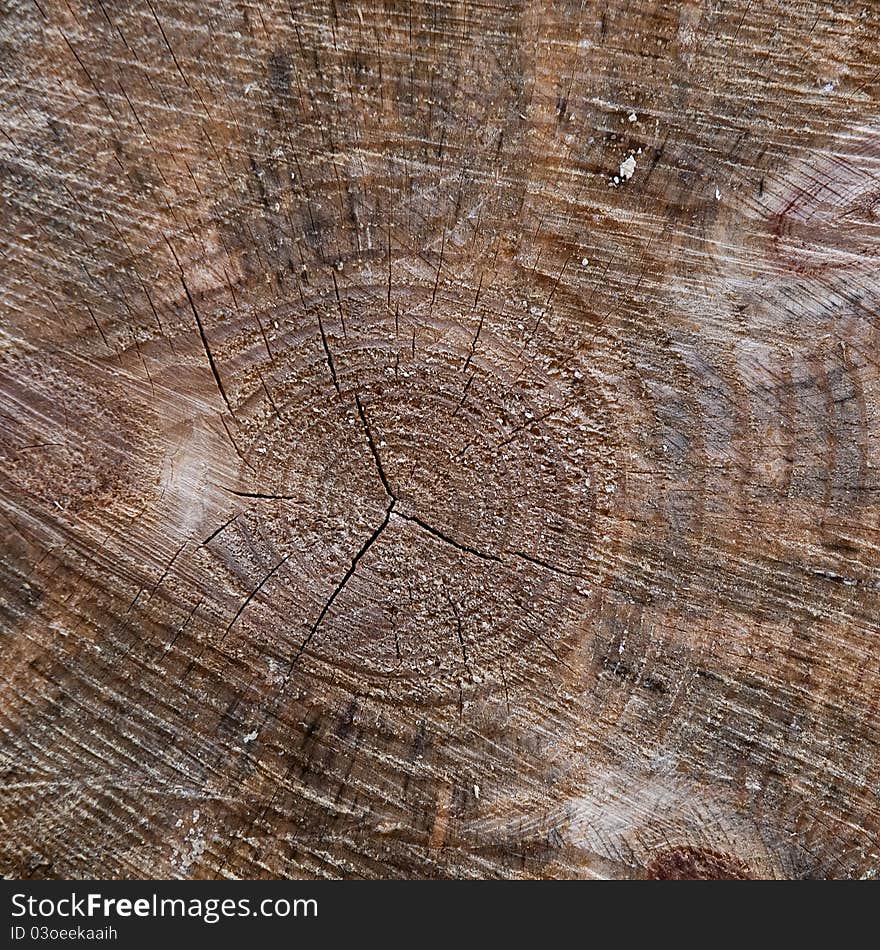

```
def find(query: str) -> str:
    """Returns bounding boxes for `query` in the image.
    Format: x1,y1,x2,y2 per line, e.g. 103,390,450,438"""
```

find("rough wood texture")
1,0,879,880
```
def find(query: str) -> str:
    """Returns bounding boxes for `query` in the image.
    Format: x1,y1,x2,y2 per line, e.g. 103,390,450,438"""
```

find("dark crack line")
183,274,233,414
512,550,590,582
259,371,281,416
166,598,202,653
462,308,484,374
165,234,233,414
453,373,474,417
317,309,341,394
219,415,254,472
248,500,396,744
222,487,298,500
354,393,394,499
202,513,238,545
223,552,292,639
146,540,188,603
394,511,502,562
536,631,576,675
330,270,349,339
145,0,191,89
452,439,475,461
495,404,566,450
290,500,395,669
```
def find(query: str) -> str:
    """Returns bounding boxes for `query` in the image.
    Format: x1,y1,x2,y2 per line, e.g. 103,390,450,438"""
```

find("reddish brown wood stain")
646,848,752,881
1,0,879,879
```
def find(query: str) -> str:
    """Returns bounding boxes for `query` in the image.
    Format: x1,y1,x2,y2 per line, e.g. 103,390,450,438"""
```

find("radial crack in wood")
1,0,879,881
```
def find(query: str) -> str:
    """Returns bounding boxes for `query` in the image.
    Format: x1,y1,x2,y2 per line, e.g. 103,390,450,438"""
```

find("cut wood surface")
1,0,879,880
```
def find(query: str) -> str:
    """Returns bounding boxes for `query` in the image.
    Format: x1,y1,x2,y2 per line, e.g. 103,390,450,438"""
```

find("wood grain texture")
1,0,879,880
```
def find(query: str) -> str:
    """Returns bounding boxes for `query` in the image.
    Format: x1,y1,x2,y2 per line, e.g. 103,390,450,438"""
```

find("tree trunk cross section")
1,0,879,879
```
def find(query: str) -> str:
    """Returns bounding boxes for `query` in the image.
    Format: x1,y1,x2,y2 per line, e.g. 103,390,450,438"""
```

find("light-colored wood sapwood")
1,0,879,879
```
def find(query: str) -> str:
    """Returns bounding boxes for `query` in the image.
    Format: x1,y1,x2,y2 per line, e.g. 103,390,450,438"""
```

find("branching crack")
290,499,395,669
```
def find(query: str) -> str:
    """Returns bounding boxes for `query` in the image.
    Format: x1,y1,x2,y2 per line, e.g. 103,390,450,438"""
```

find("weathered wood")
1,0,879,879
